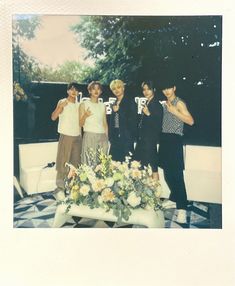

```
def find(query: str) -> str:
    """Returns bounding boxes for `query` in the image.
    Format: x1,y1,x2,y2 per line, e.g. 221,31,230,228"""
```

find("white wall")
160,145,222,204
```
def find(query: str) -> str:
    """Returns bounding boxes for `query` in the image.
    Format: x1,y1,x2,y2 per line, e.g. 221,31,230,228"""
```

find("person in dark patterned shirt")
109,79,137,162
159,78,194,224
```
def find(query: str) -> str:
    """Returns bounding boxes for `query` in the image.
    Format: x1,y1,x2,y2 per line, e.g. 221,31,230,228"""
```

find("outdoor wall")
14,81,221,177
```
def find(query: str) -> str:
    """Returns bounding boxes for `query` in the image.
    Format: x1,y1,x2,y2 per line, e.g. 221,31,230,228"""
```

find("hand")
166,101,177,115
84,107,92,118
59,99,68,108
142,105,150,116
113,104,119,112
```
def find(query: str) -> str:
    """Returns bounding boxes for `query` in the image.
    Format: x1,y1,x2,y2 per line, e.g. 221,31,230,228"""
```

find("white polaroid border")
0,1,235,286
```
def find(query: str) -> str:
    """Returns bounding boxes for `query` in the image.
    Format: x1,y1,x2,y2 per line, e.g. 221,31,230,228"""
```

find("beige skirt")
81,132,109,165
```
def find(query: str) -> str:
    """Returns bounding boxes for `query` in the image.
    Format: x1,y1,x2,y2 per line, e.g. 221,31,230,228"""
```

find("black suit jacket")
109,94,138,144
138,96,163,143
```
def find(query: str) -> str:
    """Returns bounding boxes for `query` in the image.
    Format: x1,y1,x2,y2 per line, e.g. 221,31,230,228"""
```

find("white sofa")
18,142,221,203
19,142,58,195
159,145,221,204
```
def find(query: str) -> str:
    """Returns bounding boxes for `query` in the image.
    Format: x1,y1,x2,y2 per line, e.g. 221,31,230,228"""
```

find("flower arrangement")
13,81,28,101
62,149,163,224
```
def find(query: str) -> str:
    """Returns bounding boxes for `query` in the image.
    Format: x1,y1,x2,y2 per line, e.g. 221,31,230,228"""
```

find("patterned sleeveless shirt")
162,97,184,136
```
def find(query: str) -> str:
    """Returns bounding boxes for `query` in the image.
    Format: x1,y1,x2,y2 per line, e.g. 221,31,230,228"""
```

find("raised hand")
113,104,119,112
166,100,177,115
142,105,150,116
59,99,68,109
84,107,92,118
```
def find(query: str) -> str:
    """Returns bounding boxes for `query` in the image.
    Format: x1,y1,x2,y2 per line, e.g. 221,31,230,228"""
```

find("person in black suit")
109,79,137,162
133,80,163,181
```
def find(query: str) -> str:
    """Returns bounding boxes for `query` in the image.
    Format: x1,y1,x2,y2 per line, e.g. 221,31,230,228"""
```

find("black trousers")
159,133,188,210
109,130,134,162
163,169,188,210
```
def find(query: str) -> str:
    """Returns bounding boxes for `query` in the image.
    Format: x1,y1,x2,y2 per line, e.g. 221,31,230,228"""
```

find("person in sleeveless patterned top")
79,81,109,165
159,79,194,224
51,82,82,201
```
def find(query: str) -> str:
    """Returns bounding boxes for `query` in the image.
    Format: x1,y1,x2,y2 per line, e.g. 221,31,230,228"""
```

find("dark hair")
159,78,176,90
141,80,156,92
87,81,103,92
67,82,79,91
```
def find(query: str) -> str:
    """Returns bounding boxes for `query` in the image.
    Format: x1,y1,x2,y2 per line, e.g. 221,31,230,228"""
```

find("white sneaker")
176,209,187,224
161,199,177,209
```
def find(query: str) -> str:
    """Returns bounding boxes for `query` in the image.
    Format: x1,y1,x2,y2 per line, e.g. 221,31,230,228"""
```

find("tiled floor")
14,189,218,228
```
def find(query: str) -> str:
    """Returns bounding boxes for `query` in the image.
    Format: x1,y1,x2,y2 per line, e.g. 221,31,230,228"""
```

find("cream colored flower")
101,188,115,202
131,169,142,179
92,179,106,192
79,185,90,196
124,170,130,178
95,164,102,172
127,191,141,207
87,174,96,184
131,160,141,169
105,177,114,187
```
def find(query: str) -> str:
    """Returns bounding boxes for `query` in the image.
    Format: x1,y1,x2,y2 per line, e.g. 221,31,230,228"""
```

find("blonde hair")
109,79,125,90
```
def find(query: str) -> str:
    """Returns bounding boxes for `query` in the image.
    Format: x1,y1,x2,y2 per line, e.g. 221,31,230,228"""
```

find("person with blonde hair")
79,81,108,165
109,79,137,162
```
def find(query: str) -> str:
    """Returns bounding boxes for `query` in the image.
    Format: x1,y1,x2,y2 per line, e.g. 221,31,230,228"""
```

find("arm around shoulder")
79,102,86,127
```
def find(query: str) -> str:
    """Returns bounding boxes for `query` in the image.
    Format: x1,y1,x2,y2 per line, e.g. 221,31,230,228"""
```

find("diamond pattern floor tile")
14,192,215,229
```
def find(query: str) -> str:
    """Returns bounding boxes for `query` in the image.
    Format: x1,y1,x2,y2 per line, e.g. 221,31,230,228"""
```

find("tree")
12,15,41,86
71,16,222,88
33,61,91,83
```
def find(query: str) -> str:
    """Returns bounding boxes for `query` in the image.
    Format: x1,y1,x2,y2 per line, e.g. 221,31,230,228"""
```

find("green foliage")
71,16,221,86
35,61,90,83
12,15,41,86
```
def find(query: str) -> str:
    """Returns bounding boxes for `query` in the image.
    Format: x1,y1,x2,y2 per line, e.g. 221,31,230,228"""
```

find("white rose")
105,177,114,187
127,191,141,208
80,185,90,196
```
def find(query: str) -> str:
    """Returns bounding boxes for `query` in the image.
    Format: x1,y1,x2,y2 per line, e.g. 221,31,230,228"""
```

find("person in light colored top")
79,81,108,165
51,82,82,201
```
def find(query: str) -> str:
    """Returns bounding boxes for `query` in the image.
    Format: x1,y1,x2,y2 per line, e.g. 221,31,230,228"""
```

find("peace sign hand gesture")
84,107,92,118
166,101,177,115
142,105,150,116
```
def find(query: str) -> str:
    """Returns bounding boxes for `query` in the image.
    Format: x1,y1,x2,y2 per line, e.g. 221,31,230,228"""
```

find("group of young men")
51,78,194,224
